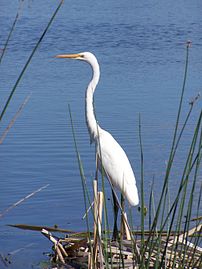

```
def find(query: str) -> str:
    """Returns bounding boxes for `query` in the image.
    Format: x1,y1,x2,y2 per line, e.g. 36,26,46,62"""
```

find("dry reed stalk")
8,223,74,234
39,227,201,268
168,222,202,250
41,229,68,259
55,242,65,264
98,191,104,238
93,179,98,267
88,252,92,269
0,94,31,145
97,192,104,268
93,180,98,239
82,201,94,219
123,212,132,240
92,181,104,268
0,184,49,218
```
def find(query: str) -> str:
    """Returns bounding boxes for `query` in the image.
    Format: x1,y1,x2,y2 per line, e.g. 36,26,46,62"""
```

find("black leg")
120,194,125,240
112,189,119,241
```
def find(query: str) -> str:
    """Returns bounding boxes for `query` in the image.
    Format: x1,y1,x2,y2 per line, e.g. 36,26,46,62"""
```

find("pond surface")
0,0,201,268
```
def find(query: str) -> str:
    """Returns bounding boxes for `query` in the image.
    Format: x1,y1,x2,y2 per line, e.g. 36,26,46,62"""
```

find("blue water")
0,0,201,268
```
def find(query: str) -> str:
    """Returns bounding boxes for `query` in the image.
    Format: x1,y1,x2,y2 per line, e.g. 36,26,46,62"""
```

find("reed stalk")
182,118,202,268
0,0,64,122
0,0,25,64
158,110,202,268
68,106,92,231
0,94,31,144
0,184,49,219
55,41,201,268
98,136,112,268
144,41,193,268
138,114,146,268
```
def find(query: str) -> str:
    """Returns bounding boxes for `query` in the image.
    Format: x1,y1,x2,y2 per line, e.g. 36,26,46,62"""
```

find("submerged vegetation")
0,1,201,268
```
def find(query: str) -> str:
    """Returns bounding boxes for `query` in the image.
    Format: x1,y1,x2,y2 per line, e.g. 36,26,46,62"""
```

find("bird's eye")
80,54,84,58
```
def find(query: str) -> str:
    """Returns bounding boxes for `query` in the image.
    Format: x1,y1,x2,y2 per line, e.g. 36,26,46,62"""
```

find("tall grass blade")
160,110,202,268
144,42,191,267
166,111,201,267
90,109,112,267
185,120,202,268
169,41,191,159
138,114,146,267
0,94,31,144
68,105,98,267
0,1,25,64
68,105,91,235
0,0,64,122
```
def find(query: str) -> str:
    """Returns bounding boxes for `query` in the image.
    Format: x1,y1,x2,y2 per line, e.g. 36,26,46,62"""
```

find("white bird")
56,52,139,239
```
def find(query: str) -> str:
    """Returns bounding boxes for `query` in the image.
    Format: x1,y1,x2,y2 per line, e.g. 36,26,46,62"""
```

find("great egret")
56,52,139,239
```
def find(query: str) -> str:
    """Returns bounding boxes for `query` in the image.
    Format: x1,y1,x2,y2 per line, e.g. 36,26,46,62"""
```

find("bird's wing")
96,128,139,206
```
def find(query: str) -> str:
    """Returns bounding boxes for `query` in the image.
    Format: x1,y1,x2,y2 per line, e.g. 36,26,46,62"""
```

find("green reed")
67,42,201,268
0,1,24,64
68,105,93,252
0,0,64,122
138,114,146,267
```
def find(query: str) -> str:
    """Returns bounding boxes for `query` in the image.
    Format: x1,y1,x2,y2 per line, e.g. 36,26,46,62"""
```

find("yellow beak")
55,53,80,59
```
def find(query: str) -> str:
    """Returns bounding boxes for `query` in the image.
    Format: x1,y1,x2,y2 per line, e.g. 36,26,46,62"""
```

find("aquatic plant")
58,41,201,268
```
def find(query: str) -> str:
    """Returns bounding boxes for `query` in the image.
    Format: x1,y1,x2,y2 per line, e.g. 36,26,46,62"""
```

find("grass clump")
62,41,201,269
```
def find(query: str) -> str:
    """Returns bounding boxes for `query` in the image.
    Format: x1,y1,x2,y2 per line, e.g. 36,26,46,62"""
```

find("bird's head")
55,52,97,65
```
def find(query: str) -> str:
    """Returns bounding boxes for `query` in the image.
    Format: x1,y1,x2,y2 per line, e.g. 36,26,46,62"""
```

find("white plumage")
96,127,139,206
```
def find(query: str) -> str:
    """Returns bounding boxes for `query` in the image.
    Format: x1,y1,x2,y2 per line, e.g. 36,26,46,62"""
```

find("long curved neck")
85,59,100,143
